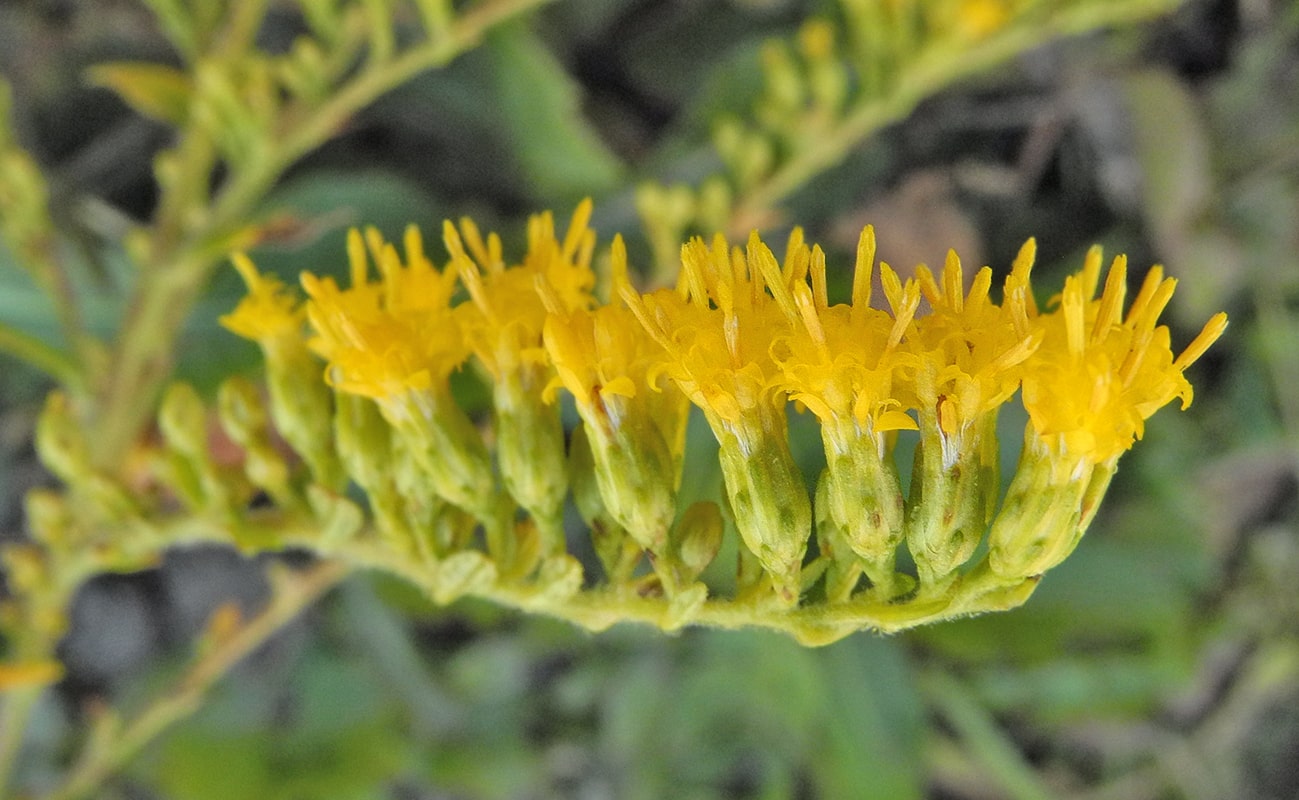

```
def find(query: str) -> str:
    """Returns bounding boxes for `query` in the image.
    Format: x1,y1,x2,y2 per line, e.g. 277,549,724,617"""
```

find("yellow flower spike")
540,237,689,574
218,203,1228,643
625,231,812,607
446,202,596,554
221,253,342,487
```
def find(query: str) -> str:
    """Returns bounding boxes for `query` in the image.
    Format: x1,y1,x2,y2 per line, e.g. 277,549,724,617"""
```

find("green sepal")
568,424,640,584
263,341,343,489
905,410,999,590
713,408,811,606
493,369,568,554
987,430,1112,579
217,376,298,510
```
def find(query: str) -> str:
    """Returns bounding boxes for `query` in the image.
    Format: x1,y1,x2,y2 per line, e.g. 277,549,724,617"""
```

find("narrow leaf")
486,22,625,201
87,62,192,125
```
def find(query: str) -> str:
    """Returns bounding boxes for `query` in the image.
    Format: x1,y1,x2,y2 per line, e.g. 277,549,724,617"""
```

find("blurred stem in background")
2,0,556,472
40,560,349,800
634,0,1181,281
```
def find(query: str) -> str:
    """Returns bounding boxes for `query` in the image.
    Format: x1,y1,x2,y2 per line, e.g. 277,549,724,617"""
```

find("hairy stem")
88,0,557,468
728,0,1180,232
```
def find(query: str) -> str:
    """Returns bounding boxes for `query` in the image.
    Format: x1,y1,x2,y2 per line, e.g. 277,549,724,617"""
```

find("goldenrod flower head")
541,237,685,446
767,226,919,451
1020,247,1229,471
622,229,819,603
449,199,597,380
908,245,1042,467
622,231,793,433
300,225,465,404
219,253,304,343
539,236,690,558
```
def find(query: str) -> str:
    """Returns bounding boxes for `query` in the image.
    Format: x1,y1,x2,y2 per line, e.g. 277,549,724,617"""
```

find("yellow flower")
986,248,1226,580
908,242,1041,468
624,232,792,431
448,199,597,380
541,237,687,453
622,231,812,605
761,226,918,597
219,253,304,344
541,236,689,556
300,225,466,409
219,252,342,486
767,226,919,451
299,226,502,538
443,202,597,548
1021,247,1228,474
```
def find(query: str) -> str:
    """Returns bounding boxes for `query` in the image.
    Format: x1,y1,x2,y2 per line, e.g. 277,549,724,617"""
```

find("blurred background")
1,0,1295,798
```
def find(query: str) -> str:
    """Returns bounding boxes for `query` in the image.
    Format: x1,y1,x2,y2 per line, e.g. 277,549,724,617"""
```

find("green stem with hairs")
727,0,1181,232
88,0,557,468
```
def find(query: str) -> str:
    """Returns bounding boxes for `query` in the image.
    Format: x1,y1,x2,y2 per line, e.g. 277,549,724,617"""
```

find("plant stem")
0,321,83,390
88,0,557,468
42,559,349,800
728,0,1181,231
196,510,987,644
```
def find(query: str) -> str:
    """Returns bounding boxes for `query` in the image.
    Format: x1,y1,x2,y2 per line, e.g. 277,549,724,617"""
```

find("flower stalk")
44,202,1227,643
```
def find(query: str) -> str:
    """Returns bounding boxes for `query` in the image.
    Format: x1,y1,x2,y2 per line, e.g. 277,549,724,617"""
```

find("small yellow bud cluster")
214,202,1225,641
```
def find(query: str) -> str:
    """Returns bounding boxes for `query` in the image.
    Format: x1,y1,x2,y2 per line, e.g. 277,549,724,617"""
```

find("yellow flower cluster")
221,202,1225,629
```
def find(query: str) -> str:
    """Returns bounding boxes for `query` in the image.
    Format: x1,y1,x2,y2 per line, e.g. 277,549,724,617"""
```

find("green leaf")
148,643,411,800
1121,68,1241,324
485,22,625,202
813,637,926,799
0,237,131,345
592,630,926,799
87,62,193,125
